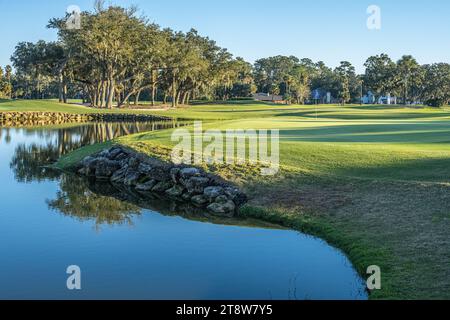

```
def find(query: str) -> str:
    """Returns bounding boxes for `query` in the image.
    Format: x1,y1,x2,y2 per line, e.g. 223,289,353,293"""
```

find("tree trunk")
172,70,177,108
404,79,408,105
95,82,102,107
184,92,191,105
101,81,107,108
134,89,141,106
151,69,158,106
106,78,115,109
172,86,177,108
63,84,68,104
119,90,136,108
116,90,121,108
58,74,64,103
36,75,41,100
176,91,182,106
92,92,98,108
151,83,157,106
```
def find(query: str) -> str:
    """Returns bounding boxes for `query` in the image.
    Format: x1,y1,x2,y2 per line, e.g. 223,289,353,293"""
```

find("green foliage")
253,57,361,104
46,6,253,108
253,55,300,94
11,41,67,100
335,61,356,104
396,55,424,104
421,63,450,107
0,65,13,98
364,54,398,97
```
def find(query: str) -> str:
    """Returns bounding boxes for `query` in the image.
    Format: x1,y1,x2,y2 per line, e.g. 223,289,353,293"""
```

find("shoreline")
0,111,172,127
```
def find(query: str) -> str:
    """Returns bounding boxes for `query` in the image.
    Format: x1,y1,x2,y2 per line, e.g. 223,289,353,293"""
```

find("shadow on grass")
330,156,450,183
278,122,450,143
276,111,450,120
347,105,420,111
190,100,267,106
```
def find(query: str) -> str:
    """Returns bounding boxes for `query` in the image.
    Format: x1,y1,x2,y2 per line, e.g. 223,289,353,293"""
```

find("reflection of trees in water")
47,174,241,229
47,174,141,228
6,120,209,229
0,128,12,144
51,121,179,150
10,144,63,182
8,121,180,182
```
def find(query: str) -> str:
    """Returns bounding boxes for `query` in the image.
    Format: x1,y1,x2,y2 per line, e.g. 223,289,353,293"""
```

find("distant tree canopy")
6,2,450,107
0,65,13,98
9,4,254,108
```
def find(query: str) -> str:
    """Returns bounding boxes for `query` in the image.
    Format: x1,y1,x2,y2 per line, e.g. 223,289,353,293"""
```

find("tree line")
0,65,13,99
253,54,450,107
3,2,450,107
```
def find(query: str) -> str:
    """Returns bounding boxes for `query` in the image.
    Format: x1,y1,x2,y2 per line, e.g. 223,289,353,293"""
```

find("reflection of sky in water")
0,126,368,300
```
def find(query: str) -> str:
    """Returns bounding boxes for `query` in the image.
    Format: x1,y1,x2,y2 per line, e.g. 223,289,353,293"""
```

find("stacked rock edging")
0,112,170,127
75,145,247,217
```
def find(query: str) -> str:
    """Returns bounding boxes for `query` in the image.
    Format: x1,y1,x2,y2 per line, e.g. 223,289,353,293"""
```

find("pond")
0,122,368,300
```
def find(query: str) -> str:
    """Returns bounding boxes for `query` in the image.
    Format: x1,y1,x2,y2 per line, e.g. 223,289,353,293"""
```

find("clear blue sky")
1,0,449,73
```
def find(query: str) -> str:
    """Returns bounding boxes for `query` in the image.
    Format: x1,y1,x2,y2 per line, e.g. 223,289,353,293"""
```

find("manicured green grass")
56,141,115,169
0,99,167,114
54,101,450,299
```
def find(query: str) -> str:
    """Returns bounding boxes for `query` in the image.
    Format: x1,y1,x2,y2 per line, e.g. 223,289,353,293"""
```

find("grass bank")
54,101,450,299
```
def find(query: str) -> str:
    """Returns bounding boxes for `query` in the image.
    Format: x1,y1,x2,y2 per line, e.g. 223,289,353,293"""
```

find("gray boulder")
135,180,157,192
170,167,181,183
165,185,185,198
204,186,224,201
86,157,108,176
114,152,129,162
80,156,96,168
108,146,130,161
224,187,248,206
152,181,173,193
95,159,121,179
180,167,201,179
77,167,88,176
183,176,210,194
107,147,126,160
110,166,128,183
98,149,111,158
181,192,194,202
215,195,229,204
78,156,98,176
127,156,141,169
207,200,236,216
148,167,171,182
123,171,142,186
138,162,152,174
191,195,208,206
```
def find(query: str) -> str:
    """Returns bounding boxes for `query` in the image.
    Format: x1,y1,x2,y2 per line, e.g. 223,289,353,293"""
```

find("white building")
377,94,397,105
362,91,397,105
361,91,375,104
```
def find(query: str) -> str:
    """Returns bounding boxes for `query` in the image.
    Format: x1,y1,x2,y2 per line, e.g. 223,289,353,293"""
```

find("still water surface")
0,123,368,300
